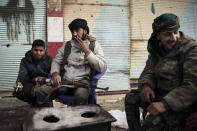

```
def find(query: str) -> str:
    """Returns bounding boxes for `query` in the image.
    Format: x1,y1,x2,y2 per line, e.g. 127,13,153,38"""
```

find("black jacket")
14,50,52,103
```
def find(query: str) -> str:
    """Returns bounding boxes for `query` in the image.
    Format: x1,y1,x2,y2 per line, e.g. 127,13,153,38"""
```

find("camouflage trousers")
125,90,185,131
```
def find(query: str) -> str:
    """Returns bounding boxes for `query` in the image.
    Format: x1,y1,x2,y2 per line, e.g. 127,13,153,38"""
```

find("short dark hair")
68,18,89,34
32,39,45,49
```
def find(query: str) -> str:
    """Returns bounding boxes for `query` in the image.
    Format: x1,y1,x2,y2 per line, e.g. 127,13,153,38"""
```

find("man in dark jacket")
125,13,197,131
13,39,52,105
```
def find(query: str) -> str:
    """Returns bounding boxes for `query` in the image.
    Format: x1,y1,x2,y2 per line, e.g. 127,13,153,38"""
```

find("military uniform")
125,32,197,131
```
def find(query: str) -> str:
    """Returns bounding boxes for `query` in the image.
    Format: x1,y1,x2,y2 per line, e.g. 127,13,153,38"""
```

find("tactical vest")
60,40,96,79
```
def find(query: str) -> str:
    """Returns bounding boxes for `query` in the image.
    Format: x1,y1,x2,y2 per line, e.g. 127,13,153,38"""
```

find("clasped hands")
140,86,166,116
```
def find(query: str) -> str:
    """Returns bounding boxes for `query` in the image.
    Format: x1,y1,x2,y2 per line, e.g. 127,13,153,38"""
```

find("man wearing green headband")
125,13,197,131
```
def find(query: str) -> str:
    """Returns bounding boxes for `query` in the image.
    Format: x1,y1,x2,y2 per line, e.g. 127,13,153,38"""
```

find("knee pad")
73,96,87,105
125,92,140,105
58,87,68,94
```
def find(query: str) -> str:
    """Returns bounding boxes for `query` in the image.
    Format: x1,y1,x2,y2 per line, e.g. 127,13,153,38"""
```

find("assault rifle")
42,81,109,104
51,81,109,91
34,78,109,91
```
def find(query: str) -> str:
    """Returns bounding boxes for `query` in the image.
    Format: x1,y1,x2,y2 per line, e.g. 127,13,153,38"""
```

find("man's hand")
51,72,61,86
140,86,155,103
13,82,23,92
73,36,91,56
186,112,197,131
147,102,166,116
34,76,46,82
31,85,40,97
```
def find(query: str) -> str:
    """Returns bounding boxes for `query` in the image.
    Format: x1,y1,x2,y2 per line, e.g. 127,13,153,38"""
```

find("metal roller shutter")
0,0,46,90
130,0,197,79
63,0,131,91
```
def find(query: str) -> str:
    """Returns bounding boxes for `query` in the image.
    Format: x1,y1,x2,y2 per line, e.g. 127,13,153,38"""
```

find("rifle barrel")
94,87,109,91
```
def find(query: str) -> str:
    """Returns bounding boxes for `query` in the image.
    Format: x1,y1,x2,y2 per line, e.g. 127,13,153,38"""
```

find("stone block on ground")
0,97,31,131
23,105,116,131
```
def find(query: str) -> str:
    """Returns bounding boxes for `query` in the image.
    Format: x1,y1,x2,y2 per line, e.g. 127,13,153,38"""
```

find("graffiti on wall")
0,0,34,43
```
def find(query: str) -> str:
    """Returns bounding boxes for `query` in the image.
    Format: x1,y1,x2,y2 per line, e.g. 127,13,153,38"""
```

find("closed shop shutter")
180,0,197,40
63,0,130,91
0,0,46,90
130,0,197,80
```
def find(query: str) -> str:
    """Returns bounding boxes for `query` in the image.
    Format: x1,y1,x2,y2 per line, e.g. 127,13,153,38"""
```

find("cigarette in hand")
15,82,22,92
15,87,18,92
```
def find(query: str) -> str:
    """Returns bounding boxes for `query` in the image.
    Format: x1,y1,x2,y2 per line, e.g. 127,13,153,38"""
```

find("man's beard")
165,40,177,51
34,55,43,61
72,33,87,41
167,40,176,45
81,33,87,41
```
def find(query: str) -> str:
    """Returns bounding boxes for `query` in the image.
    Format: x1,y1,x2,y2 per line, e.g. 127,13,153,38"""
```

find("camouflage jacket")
138,31,197,112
